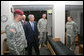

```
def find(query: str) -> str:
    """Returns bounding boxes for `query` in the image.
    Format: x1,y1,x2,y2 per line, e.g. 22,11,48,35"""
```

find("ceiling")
13,5,83,11
13,5,53,11
65,5,83,10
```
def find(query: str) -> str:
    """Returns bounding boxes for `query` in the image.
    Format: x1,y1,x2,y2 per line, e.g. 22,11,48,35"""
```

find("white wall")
1,1,83,55
52,1,65,44
1,1,14,31
1,1,14,55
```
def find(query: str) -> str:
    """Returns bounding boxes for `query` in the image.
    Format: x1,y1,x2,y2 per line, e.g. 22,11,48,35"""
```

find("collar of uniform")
42,18,46,20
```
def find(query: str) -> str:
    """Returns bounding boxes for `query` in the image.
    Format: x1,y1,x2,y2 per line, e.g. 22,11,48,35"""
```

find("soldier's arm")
46,20,48,32
73,22,78,36
5,25,20,55
37,20,40,32
65,23,67,32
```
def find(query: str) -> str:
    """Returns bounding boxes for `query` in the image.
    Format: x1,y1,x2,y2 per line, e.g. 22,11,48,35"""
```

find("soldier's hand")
38,35,40,39
46,30,48,33
39,30,40,32
18,53,20,55
10,29,16,33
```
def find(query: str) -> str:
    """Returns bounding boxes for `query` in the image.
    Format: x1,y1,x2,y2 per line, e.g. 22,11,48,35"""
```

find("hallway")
1,1,83,55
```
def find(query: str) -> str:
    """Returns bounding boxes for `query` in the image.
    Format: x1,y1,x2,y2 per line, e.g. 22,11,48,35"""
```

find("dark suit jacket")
23,21,39,44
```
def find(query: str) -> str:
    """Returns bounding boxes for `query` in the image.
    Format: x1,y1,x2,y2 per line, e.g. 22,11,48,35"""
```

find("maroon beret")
14,9,24,15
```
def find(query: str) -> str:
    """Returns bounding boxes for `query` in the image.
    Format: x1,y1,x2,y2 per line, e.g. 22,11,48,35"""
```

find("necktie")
31,22,34,31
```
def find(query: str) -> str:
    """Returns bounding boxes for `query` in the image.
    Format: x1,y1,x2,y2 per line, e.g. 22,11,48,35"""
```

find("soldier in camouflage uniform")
66,16,78,51
20,15,26,26
5,9,27,55
37,14,48,49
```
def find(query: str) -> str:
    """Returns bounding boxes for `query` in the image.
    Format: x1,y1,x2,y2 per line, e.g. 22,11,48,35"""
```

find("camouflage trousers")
20,48,26,55
39,32,47,45
66,35,75,51
9,48,26,55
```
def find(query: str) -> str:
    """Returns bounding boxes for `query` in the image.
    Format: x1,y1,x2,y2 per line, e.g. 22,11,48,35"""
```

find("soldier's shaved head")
68,16,73,20
67,16,73,22
42,14,46,19
22,15,26,21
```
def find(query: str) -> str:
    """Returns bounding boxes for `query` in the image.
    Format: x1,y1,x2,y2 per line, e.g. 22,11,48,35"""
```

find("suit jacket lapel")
34,22,36,31
28,21,34,31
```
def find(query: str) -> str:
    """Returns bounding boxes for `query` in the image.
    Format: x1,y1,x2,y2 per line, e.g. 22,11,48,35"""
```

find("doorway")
24,11,47,22
65,5,83,46
13,5,53,36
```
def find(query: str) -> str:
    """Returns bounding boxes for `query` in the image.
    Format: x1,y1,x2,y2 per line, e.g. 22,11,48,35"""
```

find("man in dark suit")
23,14,40,55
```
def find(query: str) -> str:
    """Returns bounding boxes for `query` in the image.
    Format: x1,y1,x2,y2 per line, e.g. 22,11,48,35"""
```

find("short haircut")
42,13,46,15
28,14,34,19
68,16,73,20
